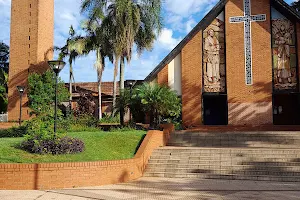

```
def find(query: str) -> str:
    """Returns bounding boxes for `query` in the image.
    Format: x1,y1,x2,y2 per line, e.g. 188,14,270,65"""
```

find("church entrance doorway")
203,94,228,125
273,93,300,125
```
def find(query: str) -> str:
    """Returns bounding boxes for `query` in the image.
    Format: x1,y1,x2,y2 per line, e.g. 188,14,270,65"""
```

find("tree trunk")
96,49,104,120
97,70,102,120
119,56,125,125
112,56,119,117
69,62,73,112
120,56,125,90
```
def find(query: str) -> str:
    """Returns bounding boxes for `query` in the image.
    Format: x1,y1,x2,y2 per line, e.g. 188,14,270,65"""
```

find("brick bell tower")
8,0,54,121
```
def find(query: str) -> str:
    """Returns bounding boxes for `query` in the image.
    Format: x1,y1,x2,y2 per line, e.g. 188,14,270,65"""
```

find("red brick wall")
297,23,300,92
0,125,174,190
8,0,54,121
226,0,273,125
157,65,168,86
181,31,203,127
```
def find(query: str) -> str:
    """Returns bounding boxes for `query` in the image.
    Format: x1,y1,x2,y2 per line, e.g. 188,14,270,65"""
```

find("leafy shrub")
20,114,85,155
74,114,98,127
131,83,181,128
0,126,27,138
21,136,85,155
100,114,120,124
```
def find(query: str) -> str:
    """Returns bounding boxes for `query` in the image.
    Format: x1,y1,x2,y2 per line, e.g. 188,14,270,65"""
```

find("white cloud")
1,0,294,83
164,0,218,17
157,28,181,51
185,18,196,33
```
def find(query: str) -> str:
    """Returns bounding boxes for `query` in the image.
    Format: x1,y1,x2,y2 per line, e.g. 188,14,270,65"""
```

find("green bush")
100,114,120,124
59,114,99,132
0,126,27,138
131,83,181,128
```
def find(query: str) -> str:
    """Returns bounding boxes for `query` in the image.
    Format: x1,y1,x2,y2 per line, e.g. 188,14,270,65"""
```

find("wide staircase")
144,131,300,182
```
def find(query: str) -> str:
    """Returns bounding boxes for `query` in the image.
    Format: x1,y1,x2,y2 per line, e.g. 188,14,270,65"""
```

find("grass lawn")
0,130,146,163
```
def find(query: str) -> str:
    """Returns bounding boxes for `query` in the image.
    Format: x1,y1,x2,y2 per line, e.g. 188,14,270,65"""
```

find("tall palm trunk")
120,56,125,90
112,56,119,116
97,69,103,120
69,62,73,112
96,49,104,120
119,56,125,125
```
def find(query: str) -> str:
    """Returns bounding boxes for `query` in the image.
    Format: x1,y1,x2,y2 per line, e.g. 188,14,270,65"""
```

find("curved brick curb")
0,124,174,190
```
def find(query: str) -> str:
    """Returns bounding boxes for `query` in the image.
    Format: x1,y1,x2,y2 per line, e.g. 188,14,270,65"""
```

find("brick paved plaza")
1,177,300,200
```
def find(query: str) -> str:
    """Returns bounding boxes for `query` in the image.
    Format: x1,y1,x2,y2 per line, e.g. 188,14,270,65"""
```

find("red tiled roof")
66,82,119,96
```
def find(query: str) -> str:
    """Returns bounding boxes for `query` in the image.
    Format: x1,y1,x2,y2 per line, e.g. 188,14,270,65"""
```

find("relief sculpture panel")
272,7,298,91
203,11,226,93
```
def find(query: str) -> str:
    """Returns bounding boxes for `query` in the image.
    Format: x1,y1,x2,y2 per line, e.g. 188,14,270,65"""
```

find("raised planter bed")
0,124,174,190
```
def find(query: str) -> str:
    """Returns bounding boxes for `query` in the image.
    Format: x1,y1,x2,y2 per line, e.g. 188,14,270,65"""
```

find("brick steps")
168,132,300,148
144,131,300,182
143,172,300,182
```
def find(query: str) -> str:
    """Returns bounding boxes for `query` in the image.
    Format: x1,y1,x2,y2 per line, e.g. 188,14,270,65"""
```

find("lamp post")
17,86,25,126
48,60,66,134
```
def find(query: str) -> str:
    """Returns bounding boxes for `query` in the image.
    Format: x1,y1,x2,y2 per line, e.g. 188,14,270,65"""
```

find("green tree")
0,42,9,112
28,70,69,116
0,42,9,70
133,83,181,128
0,69,8,113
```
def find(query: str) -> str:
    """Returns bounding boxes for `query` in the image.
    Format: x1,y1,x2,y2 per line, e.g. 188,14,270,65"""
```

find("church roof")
144,0,300,81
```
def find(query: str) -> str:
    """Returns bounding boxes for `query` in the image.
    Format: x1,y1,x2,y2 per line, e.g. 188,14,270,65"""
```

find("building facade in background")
146,0,300,127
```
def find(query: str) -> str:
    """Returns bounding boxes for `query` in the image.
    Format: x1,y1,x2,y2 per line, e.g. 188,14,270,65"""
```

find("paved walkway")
1,177,300,200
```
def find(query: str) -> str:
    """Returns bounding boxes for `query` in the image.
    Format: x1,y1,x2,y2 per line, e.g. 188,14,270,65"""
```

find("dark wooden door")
203,95,228,125
273,94,300,125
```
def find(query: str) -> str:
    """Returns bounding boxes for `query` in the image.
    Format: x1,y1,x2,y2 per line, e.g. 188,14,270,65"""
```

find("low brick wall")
0,124,174,190
0,122,18,130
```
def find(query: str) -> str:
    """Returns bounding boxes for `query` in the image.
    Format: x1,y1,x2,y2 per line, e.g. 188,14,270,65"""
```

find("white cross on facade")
229,0,266,85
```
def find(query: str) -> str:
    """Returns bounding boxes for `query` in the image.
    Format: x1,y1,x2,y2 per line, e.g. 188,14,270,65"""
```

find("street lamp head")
48,60,66,75
127,80,136,88
17,86,25,94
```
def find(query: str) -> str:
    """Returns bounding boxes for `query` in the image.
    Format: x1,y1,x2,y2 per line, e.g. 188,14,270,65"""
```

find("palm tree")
55,26,79,111
101,0,163,123
80,0,163,123
69,21,113,120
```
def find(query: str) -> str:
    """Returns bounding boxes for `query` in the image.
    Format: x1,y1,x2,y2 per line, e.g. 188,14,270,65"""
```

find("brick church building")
7,0,300,127
145,0,300,127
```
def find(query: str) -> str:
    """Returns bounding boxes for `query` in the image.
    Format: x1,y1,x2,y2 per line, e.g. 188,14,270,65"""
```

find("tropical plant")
133,83,181,128
27,70,69,116
54,26,80,111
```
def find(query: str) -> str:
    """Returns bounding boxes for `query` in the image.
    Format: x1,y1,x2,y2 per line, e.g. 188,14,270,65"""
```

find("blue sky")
0,0,296,82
